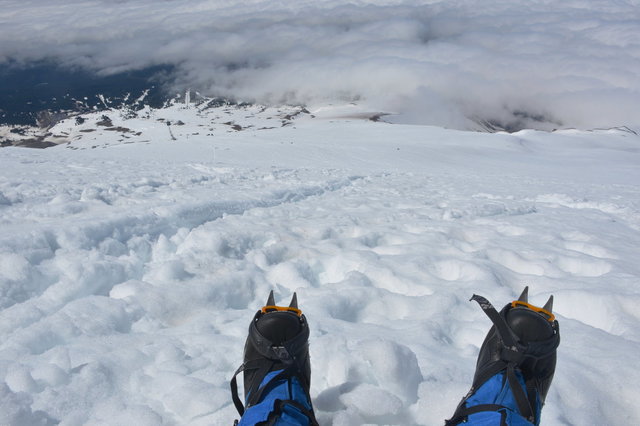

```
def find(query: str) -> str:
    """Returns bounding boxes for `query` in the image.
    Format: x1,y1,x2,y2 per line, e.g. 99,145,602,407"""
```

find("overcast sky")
1,0,639,129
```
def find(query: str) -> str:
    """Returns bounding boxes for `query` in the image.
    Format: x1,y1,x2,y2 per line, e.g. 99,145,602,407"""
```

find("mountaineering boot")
231,291,318,426
446,287,560,426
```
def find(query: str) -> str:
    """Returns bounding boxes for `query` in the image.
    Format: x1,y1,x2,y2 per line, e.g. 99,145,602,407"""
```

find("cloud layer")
1,0,639,130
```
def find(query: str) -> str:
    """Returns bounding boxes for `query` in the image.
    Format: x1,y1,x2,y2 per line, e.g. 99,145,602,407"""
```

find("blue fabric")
238,369,312,426
463,371,541,426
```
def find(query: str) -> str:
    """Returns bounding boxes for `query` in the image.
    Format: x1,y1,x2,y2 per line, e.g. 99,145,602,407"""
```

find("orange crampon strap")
511,300,555,322
261,305,303,316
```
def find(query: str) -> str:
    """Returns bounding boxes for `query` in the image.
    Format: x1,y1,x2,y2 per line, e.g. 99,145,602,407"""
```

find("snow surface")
1,102,640,425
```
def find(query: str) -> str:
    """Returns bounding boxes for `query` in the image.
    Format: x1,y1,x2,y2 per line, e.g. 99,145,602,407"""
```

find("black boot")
447,287,560,425
231,291,318,425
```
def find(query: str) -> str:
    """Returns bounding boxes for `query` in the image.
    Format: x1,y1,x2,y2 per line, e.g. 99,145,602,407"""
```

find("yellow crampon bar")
261,305,303,316
510,300,555,322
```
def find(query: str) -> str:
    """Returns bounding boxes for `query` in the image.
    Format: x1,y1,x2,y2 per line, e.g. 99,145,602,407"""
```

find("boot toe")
506,307,554,342
256,312,302,345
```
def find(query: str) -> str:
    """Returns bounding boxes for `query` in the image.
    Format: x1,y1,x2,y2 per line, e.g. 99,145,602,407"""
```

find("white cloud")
1,0,639,130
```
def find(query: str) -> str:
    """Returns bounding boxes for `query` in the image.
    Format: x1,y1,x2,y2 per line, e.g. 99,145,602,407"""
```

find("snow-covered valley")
1,102,639,424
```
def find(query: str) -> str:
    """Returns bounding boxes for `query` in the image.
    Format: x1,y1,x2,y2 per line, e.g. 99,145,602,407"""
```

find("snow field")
1,112,640,424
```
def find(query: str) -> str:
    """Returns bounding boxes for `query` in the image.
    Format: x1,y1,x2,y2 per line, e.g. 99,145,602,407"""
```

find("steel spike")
289,292,298,309
543,295,554,312
518,286,529,303
266,290,275,306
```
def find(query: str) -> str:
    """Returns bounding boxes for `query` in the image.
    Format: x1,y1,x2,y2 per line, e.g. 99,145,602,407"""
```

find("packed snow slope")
1,104,640,425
